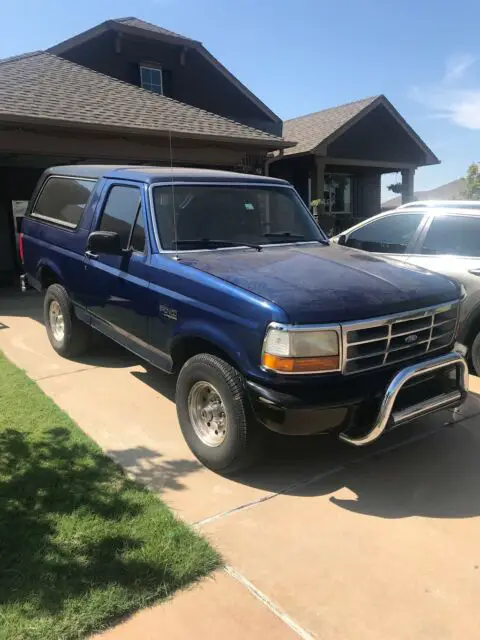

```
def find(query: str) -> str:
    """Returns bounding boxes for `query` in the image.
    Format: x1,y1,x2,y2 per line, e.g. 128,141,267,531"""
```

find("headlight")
262,325,340,373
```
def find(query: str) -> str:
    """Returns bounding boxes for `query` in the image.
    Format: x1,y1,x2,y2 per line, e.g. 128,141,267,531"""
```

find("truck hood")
183,244,460,324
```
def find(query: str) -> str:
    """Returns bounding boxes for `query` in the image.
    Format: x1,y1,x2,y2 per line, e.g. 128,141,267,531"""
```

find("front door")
84,182,150,343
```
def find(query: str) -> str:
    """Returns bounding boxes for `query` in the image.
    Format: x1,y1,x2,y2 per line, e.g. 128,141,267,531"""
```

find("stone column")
401,168,415,203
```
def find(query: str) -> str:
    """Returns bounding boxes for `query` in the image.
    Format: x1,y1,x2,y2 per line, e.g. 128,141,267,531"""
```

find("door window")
99,186,144,251
346,213,423,254
421,215,480,257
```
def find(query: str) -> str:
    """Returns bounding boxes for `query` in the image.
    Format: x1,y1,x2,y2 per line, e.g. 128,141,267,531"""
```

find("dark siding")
0,170,17,280
270,156,313,204
59,32,280,136
328,104,427,164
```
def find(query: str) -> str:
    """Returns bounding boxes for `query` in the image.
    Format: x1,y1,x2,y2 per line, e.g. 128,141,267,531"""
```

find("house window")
140,65,163,95
324,174,352,214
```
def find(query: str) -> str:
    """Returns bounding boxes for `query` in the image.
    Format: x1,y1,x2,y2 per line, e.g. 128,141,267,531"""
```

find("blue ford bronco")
21,165,469,473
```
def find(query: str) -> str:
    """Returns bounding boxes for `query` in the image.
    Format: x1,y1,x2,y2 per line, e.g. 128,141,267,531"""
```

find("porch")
269,95,438,234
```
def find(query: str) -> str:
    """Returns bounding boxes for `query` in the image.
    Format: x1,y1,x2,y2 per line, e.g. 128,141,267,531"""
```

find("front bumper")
247,351,469,445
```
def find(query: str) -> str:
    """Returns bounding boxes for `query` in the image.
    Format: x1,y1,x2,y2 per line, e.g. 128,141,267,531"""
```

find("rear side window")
31,176,96,228
421,215,480,257
346,213,423,254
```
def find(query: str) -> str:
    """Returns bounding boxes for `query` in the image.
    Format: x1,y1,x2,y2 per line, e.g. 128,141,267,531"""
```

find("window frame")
343,211,429,255
97,183,147,255
139,64,164,95
416,212,480,258
29,174,97,230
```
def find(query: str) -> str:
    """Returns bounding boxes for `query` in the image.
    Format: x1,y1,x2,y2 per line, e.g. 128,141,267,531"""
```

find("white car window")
421,215,480,257
346,213,424,254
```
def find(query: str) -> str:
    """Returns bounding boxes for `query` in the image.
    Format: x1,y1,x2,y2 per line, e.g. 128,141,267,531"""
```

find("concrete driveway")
2,290,480,639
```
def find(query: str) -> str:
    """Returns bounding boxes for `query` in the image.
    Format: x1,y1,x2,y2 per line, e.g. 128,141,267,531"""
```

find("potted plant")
310,198,324,221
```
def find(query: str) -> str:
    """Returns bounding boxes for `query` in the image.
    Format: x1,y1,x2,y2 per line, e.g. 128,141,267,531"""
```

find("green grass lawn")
0,352,221,640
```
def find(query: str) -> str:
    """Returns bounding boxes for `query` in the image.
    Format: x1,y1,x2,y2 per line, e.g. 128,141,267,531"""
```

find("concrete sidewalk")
2,291,480,639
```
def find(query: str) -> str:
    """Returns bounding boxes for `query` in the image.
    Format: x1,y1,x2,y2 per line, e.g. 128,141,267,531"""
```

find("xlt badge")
159,305,177,321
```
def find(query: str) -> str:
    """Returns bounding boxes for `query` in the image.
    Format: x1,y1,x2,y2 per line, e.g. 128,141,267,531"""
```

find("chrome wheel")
49,300,65,342
188,381,227,447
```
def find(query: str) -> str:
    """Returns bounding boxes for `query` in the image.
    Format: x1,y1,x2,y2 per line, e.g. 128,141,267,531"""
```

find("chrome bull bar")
339,351,469,446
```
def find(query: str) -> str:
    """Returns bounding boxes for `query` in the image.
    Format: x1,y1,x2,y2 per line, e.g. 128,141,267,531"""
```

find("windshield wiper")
263,232,305,240
173,238,262,252
263,232,329,245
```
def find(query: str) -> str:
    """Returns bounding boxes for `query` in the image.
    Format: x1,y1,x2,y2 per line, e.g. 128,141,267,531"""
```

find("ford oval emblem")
405,334,418,345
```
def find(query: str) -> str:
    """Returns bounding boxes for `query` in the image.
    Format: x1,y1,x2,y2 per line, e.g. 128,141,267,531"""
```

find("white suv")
396,200,480,211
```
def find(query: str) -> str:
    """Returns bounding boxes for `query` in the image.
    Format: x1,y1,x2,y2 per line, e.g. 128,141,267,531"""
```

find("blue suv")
21,165,468,473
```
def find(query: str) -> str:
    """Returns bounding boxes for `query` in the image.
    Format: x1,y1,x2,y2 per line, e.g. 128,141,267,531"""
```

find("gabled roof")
282,95,439,164
48,17,281,126
283,97,378,156
0,51,290,148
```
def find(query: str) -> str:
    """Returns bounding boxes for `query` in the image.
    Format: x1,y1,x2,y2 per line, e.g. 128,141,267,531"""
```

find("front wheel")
176,354,261,474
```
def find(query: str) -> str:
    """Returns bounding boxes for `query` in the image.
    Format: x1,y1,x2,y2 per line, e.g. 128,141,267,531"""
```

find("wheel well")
464,313,480,349
39,266,61,290
171,337,235,373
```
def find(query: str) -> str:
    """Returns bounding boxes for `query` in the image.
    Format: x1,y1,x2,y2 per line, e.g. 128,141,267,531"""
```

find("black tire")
44,283,91,357
470,331,480,376
176,353,261,474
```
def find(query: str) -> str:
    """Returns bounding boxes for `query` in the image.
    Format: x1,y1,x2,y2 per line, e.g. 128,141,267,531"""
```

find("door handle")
85,250,99,260
469,269,480,277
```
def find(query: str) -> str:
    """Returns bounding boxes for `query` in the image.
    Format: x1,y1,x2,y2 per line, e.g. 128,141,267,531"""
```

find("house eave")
0,113,293,150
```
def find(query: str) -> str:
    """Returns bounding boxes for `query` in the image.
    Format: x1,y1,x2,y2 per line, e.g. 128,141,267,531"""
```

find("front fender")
171,318,260,375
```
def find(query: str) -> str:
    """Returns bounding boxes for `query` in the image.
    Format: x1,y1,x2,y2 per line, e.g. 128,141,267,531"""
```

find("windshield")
152,184,326,250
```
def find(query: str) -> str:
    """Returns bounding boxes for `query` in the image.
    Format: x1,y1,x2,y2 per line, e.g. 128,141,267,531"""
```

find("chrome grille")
343,302,459,375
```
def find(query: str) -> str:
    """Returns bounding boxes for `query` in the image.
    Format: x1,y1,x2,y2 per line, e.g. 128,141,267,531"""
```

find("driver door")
83,182,151,343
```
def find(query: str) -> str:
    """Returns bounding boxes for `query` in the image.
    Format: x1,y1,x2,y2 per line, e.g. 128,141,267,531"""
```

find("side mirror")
87,231,123,256
338,234,347,246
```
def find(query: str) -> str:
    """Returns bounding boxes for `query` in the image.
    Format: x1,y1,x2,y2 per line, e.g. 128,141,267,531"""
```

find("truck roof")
44,165,289,186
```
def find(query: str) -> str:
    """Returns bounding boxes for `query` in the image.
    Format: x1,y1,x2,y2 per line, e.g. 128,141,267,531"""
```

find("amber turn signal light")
262,353,340,373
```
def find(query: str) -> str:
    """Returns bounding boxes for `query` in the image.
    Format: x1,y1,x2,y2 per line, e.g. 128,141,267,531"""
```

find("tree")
387,182,404,195
461,163,480,200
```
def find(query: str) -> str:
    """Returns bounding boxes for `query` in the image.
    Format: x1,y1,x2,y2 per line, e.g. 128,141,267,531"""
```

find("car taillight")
19,233,24,263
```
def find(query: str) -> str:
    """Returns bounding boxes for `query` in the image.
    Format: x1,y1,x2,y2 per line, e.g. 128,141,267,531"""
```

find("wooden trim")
323,157,418,170
0,113,290,150
0,129,261,166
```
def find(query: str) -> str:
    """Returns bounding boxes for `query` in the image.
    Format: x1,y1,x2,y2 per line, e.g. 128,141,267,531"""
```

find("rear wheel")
44,284,91,357
176,353,261,474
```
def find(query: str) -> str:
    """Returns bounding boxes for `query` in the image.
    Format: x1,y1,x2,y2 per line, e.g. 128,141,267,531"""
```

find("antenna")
169,130,179,260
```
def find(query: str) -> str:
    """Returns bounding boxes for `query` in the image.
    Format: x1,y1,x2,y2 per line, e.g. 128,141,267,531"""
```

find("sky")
2,0,480,201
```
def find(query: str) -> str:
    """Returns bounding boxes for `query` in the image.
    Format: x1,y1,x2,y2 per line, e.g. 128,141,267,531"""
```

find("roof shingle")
0,52,289,148
282,96,379,156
